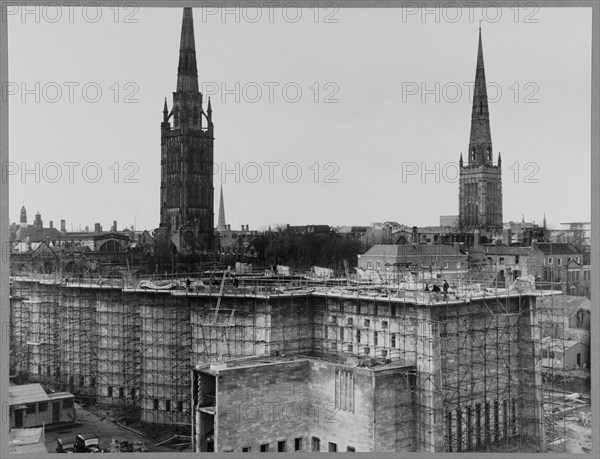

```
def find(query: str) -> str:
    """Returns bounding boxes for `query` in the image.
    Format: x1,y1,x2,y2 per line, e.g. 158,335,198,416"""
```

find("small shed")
540,338,590,370
9,384,75,429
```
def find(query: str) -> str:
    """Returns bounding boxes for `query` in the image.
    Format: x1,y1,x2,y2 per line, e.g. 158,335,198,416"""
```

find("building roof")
9,384,50,406
14,226,62,243
540,337,588,352
362,244,466,258
536,243,581,255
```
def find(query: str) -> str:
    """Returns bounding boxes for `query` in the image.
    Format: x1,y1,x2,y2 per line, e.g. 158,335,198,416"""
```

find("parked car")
56,438,74,453
74,433,100,453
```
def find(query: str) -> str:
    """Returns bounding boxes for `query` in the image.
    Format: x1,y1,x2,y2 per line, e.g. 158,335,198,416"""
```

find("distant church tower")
217,185,227,231
459,28,503,231
159,7,214,251
20,205,27,229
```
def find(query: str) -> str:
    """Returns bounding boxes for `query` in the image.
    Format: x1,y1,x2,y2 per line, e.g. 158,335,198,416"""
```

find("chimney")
532,238,538,250
227,224,230,231
60,219,66,232
94,223,102,234
111,220,117,232
49,221,53,229
412,226,418,242
241,225,244,231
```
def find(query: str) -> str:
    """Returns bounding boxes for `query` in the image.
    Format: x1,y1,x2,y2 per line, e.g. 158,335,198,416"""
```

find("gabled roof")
9,384,49,406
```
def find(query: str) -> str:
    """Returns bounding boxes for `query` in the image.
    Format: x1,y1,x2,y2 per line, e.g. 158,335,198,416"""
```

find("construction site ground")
43,404,187,453
561,409,593,454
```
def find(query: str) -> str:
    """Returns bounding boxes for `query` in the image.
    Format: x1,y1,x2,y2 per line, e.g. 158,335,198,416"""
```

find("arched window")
193,107,199,126
174,107,179,127
99,240,121,252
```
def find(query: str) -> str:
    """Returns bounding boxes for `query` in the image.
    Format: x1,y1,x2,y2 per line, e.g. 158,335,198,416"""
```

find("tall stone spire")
177,7,199,93
468,26,493,166
217,185,226,231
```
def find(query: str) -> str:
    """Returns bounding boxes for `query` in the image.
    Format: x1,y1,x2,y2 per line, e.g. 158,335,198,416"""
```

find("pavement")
44,404,179,453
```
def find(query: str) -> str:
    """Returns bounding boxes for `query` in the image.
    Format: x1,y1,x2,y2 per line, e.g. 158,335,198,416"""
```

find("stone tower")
459,28,503,231
217,185,226,231
159,7,214,251
19,206,27,229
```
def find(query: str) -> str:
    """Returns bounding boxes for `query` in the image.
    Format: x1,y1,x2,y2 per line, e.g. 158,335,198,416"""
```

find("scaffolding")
8,272,577,453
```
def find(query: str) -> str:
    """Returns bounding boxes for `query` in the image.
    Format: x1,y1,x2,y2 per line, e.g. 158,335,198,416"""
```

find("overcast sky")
7,5,592,232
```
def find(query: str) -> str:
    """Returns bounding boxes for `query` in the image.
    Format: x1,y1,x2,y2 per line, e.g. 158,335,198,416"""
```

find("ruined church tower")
458,28,503,231
159,7,214,251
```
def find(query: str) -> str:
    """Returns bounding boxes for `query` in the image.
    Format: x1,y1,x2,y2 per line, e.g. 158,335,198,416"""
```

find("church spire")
468,26,493,166
176,7,199,93
217,185,226,231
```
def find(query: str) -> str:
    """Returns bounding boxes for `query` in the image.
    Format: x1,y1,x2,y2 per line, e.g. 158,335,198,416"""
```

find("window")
382,321,388,329
499,257,505,264
63,398,74,409
260,444,269,452
119,387,124,398
374,333,378,345
242,446,251,452
311,437,320,452
364,347,370,355
108,386,113,397
382,350,388,358
576,256,580,263
457,262,461,269
328,442,338,452
340,328,344,341
130,388,136,399
178,401,184,412
79,375,85,386
153,399,159,410
38,402,48,412
557,258,562,266
347,317,353,325
294,438,302,451
222,448,233,453
166,400,171,411
330,315,336,324
278,440,287,452
367,262,372,269
330,342,336,349
577,353,581,367
548,257,553,264
347,344,353,353
443,261,449,268
26,404,36,414
347,446,356,452
391,303,396,316
335,368,355,412
356,330,361,343
515,256,520,264
391,333,397,348
364,319,370,327
376,262,381,269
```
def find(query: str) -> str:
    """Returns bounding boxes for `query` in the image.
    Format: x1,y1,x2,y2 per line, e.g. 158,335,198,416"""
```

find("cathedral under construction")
8,8,577,454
